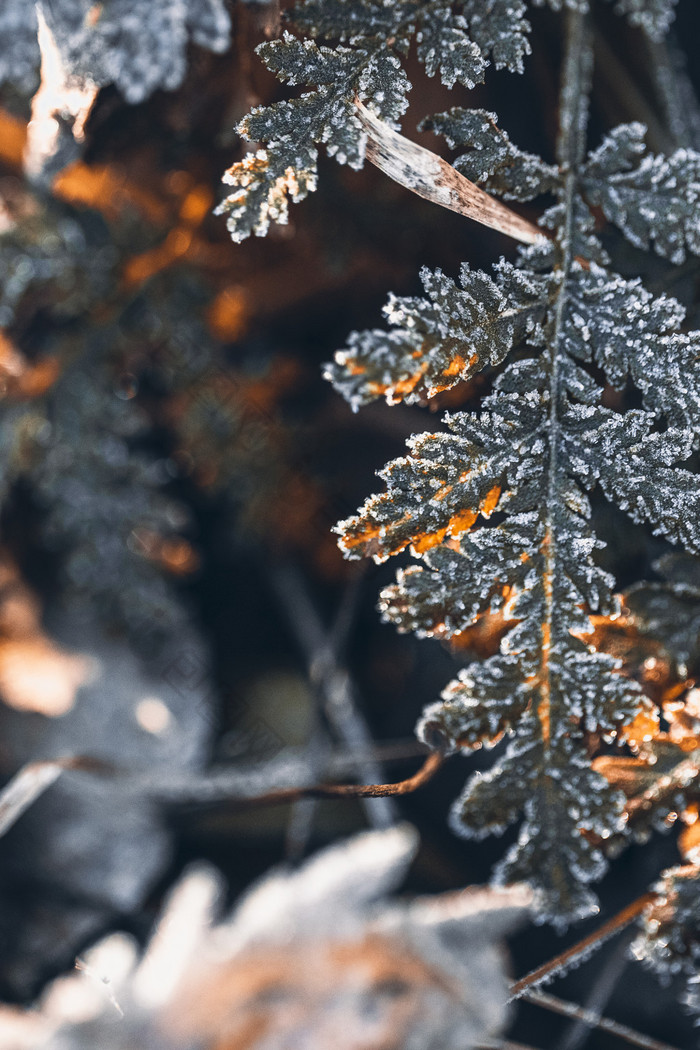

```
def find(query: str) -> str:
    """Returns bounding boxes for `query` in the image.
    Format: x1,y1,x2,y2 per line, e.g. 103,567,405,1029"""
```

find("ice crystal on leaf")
218,0,535,240
422,108,559,202
582,123,700,263
325,261,548,408
327,7,700,921
0,0,230,102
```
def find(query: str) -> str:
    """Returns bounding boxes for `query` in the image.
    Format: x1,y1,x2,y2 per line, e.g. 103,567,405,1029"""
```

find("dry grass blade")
0,760,65,837
0,756,105,838
355,101,545,245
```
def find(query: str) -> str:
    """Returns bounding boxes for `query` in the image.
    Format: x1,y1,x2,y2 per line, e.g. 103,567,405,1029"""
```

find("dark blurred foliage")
1,2,700,1048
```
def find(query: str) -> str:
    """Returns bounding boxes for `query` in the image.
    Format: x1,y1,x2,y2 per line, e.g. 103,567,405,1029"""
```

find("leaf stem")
521,989,683,1050
535,9,593,880
230,750,446,808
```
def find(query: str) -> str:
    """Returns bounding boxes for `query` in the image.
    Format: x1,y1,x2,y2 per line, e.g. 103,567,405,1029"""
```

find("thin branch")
510,892,654,999
0,742,429,811
522,989,683,1050
269,561,396,830
231,750,445,808
555,935,632,1050
476,1041,546,1050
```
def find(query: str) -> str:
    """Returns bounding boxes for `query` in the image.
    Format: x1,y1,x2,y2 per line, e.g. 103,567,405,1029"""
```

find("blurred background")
1,1,700,1046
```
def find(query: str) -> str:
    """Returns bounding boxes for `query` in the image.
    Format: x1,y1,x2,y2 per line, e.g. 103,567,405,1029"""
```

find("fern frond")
563,264,700,432
215,32,410,241
337,335,658,920
218,0,537,240
461,0,532,72
331,6,700,923
326,261,548,408
624,554,700,670
422,108,559,201
28,354,193,646
582,123,700,263
291,0,531,76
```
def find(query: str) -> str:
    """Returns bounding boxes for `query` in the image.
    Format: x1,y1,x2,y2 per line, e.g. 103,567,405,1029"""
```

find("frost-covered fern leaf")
336,332,677,920
582,123,700,263
322,0,700,926
461,0,531,72
216,32,410,241
589,417,700,554
333,153,700,922
291,0,531,76
0,191,115,329
217,0,533,241
0,0,230,102
422,109,559,202
633,865,700,1022
325,261,548,408
563,264,700,434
